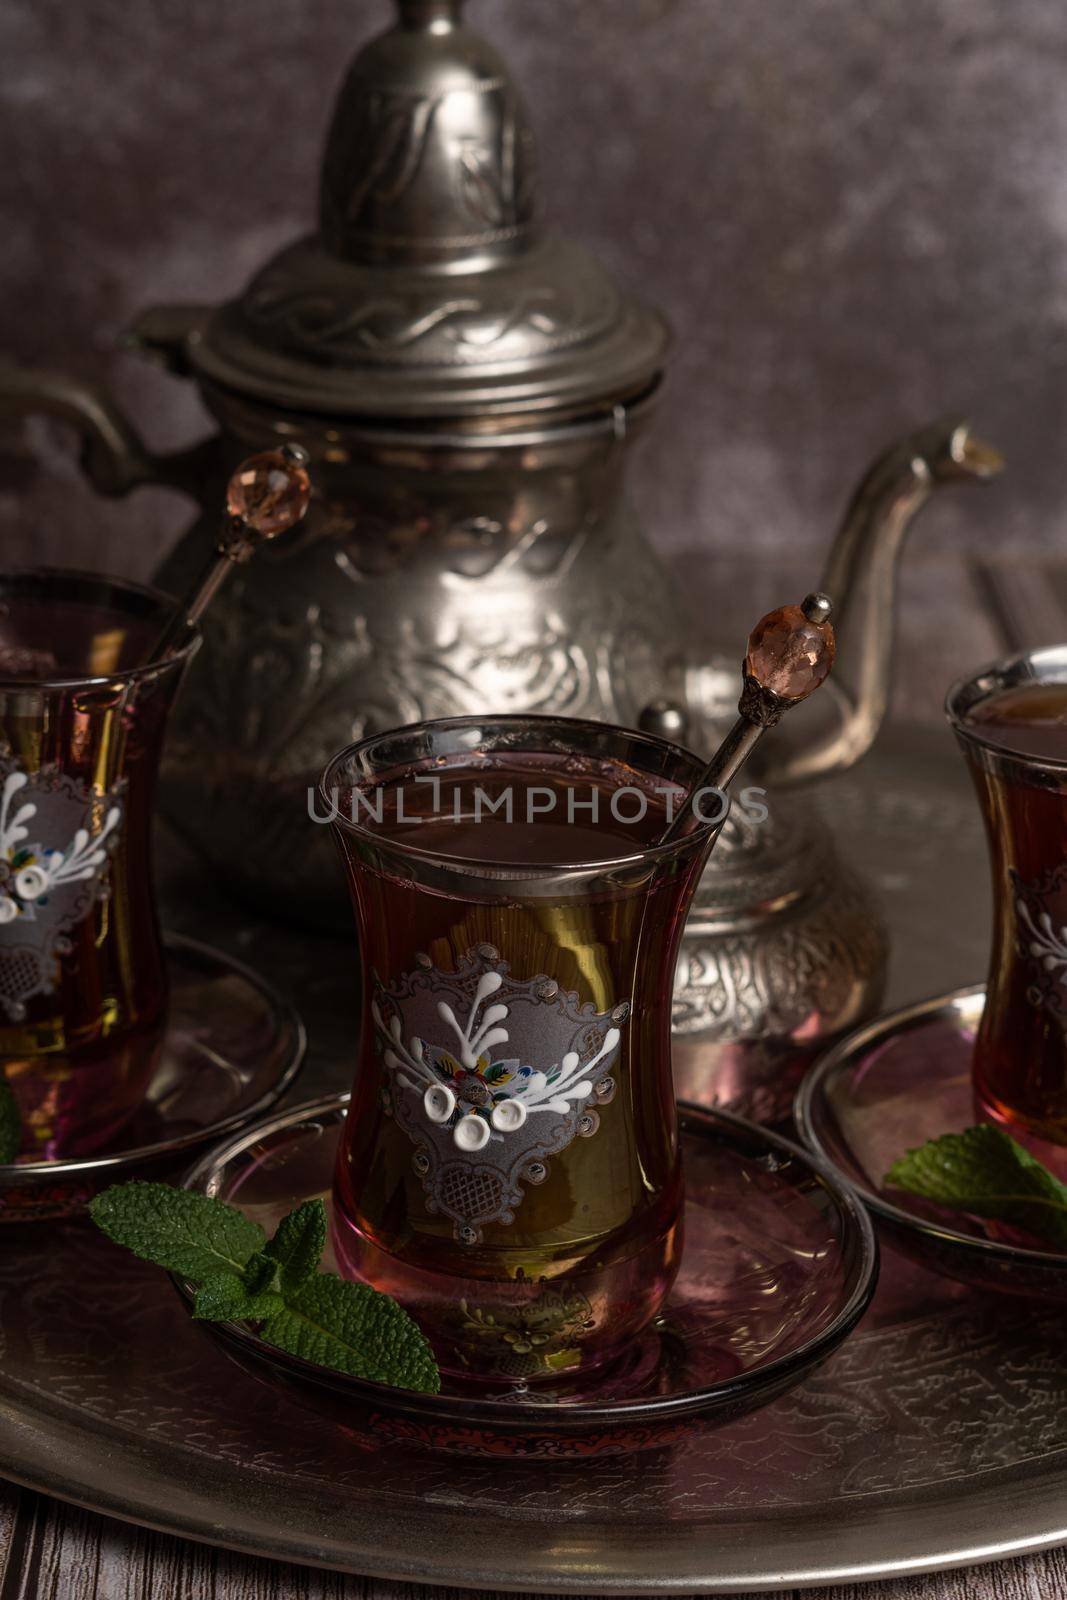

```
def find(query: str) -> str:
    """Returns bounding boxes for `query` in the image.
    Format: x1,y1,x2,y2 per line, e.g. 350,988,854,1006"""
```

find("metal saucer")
177,1093,878,1459
796,985,1067,1300
0,933,305,1221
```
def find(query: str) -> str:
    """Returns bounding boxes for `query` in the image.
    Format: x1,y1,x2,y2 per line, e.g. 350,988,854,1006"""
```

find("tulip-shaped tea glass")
949,647,1067,1170
0,570,198,1154
323,715,722,1381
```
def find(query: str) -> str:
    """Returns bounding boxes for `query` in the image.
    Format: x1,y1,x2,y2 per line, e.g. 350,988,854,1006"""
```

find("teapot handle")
0,362,162,496
0,312,217,500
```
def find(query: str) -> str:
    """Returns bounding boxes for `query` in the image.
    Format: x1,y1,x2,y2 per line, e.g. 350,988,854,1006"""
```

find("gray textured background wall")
1,0,1065,683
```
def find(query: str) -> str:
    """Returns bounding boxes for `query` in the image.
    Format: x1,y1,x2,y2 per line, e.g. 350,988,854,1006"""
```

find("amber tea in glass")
0,570,198,1159
323,716,721,1381
949,651,1067,1170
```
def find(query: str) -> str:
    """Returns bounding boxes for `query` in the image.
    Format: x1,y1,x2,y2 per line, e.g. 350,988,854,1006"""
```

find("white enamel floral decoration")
1017,894,1067,983
0,770,121,926
374,968,621,1153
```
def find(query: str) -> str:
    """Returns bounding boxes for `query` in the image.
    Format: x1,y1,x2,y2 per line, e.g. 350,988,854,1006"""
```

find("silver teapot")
0,0,1002,1115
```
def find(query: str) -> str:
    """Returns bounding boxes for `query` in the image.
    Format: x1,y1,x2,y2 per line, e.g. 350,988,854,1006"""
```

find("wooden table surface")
2,550,1065,1599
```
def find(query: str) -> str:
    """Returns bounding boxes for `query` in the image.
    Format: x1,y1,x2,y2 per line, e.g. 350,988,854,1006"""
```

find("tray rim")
2,1390,1067,1594
795,983,1067,1272
0,931,307,1184
176,1092,879,1432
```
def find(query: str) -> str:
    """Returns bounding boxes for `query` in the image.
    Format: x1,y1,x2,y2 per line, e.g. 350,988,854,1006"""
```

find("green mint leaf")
193,1270,284,1323
261,1199,328,1295
0,1077,19,1164
261,1272,441,1394
242,1250,282,1297
886,1125,1067,1250
194,1271,252,1320
89,1181,266,1281
91,1180,440,1395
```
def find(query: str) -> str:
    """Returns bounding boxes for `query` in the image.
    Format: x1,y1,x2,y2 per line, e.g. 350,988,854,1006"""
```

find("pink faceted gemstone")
745,604,836,699
227,450,312,536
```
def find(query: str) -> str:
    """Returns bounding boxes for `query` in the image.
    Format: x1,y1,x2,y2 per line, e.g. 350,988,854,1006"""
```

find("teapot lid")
190,0,670,421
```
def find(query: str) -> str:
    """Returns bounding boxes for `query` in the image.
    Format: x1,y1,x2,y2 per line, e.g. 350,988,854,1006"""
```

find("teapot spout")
771,417,1003,785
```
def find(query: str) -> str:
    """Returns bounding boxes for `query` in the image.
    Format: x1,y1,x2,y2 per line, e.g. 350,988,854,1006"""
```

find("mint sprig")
89,1183,440,1394
885,1124,1067,1250
0,1076,20,1164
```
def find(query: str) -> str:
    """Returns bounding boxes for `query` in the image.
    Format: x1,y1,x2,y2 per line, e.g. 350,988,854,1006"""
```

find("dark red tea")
961,680,1067,1161
966,682,1067,760
328,740,713,1380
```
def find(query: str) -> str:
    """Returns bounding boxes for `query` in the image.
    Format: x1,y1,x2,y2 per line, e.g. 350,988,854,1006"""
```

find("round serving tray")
2,727,1067,1589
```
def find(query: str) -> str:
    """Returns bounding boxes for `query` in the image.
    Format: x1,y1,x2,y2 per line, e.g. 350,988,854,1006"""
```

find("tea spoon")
145,443,312,664
658,592,836,845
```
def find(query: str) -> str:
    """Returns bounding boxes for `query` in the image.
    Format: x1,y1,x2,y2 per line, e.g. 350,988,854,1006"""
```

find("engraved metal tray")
2,729,1067,1591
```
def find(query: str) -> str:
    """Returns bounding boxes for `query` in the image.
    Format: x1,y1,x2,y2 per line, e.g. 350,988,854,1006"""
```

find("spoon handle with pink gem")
144,444,312,665
658,592,836,845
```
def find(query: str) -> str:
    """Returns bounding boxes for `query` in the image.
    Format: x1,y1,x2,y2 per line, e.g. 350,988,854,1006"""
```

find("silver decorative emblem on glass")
0,760,124,1020
1012,863,1067,1031
372,945,627,1243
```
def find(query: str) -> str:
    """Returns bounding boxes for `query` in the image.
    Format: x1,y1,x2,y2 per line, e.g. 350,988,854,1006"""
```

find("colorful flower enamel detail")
372,945,628,1242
